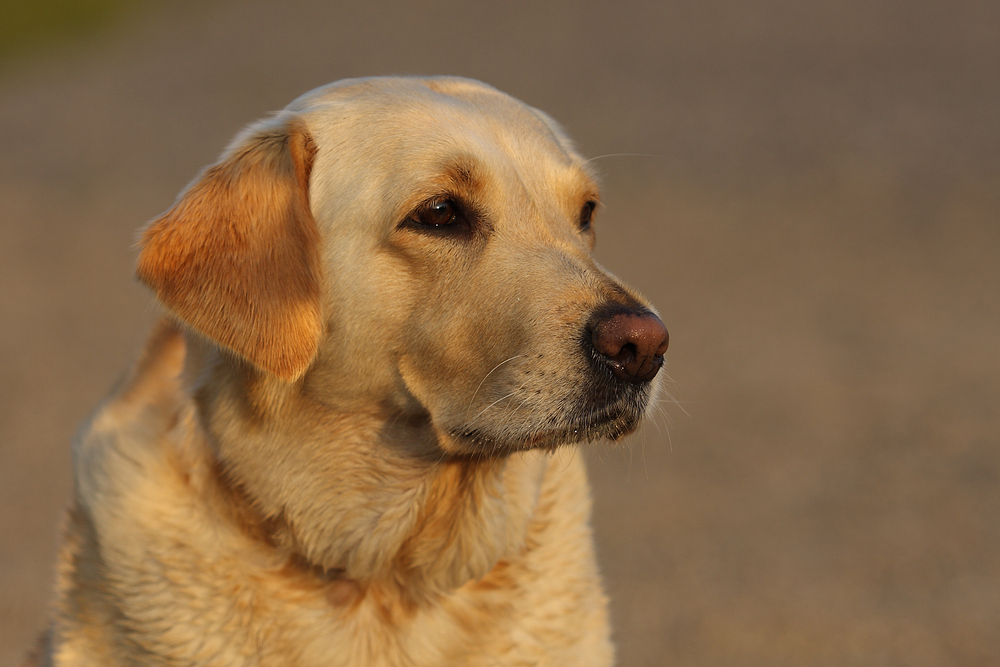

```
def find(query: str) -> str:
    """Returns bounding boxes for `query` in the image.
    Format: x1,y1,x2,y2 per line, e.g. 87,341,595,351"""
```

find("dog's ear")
137,116,322,382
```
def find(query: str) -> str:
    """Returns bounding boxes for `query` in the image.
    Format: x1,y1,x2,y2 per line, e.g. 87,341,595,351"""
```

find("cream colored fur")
27,77,664,667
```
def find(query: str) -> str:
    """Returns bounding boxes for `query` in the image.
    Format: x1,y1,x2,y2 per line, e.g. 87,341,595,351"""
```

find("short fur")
27,77,665,667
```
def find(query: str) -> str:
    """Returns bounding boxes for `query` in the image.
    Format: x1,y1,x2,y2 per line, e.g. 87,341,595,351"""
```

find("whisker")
489,380,534,438
465,355,525,420
557,444,578,473
469,388,522,424
584,152,666,163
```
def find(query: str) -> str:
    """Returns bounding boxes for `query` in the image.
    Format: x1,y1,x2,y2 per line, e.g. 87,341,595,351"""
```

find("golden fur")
27,77,667,666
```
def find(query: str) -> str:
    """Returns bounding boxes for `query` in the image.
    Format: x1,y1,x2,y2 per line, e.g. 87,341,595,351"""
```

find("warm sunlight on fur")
26,77,668,667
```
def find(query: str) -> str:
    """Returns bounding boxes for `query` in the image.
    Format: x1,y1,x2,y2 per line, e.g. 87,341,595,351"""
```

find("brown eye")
579,201,597,231
411,200,457,228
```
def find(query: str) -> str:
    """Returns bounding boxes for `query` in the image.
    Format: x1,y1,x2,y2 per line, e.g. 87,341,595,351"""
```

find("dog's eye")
411,200,459,228
579,201,597,232
403,199,475,238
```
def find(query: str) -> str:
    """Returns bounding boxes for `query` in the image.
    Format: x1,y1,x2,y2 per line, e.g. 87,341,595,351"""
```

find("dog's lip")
452,400,642,451
521,414,641,449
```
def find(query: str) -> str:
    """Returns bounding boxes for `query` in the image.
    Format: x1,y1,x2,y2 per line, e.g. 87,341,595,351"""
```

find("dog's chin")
441,399,648,457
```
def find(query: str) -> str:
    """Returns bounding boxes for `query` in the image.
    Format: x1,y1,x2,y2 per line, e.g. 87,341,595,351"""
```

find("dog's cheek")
306,249,424,406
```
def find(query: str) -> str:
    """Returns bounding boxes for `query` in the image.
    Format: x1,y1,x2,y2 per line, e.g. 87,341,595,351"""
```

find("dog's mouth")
447,388,650,454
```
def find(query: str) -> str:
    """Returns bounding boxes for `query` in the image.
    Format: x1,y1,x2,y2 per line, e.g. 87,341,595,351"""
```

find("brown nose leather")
591,310,669,383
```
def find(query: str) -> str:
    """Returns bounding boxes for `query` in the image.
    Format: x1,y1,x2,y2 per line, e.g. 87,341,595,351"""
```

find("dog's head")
137,77,667,456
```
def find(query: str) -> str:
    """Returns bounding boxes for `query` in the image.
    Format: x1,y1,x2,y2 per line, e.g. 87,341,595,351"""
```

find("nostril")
613,342,638,365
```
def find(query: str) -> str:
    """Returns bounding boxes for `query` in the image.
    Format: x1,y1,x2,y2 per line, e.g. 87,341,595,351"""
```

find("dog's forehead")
289,77,599,232
290,77,587,172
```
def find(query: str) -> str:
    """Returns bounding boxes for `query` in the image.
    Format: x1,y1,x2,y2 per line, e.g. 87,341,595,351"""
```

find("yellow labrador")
27,77,668,667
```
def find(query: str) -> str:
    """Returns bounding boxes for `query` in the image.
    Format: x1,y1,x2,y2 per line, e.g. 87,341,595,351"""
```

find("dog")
26,76,668,666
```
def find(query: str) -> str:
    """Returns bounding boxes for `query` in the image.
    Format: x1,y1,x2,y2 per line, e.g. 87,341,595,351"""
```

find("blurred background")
1,1,998,665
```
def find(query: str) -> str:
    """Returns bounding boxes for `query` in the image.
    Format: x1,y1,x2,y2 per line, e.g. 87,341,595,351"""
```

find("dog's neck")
183,336,550,603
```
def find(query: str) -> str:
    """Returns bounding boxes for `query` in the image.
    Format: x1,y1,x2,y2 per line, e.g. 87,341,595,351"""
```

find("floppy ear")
137,116,322,382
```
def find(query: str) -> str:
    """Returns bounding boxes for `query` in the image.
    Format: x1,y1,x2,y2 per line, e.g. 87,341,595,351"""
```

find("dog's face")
138,77,667,457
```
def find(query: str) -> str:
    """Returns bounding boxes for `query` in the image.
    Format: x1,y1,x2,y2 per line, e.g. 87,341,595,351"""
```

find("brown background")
2,1,998,665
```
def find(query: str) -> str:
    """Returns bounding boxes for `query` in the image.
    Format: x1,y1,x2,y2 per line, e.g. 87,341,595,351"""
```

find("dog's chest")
60,404,611,666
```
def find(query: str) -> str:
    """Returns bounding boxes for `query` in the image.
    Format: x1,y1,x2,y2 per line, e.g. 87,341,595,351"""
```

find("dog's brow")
395,155,481,199
451,161,477,188
568,168,601,203
428,158,486,199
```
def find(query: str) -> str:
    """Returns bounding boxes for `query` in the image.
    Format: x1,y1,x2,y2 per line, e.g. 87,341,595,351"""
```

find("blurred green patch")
0,0,141,68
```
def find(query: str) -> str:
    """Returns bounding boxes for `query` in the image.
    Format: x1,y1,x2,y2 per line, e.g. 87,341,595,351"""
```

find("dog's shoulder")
72,319,189,510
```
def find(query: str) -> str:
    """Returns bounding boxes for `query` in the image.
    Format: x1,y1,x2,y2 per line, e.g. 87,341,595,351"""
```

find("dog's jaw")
443,387,654,454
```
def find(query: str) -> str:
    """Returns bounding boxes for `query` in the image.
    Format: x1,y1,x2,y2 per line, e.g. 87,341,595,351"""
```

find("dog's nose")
590,309,669,383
